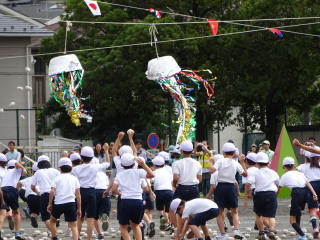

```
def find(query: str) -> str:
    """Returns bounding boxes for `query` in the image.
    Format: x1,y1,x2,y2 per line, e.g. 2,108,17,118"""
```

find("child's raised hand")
127,129,135,137
22,169,27,177
293,139,301,147
135,157,145,166
103,143,109,151
118,132,125,139
239,154,246,163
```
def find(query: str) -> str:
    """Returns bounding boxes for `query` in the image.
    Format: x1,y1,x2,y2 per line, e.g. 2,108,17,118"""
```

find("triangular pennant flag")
148,8,162,18
84,0,101,16
270,125,298,198
269,28,284,38
208,19,219,35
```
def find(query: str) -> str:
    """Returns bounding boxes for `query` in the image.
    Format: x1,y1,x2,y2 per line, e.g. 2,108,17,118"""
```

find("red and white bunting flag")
208,19,219,35
84,0,101,16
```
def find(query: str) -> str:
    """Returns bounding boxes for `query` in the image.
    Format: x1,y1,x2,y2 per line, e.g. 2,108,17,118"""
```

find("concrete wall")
0,37,36,149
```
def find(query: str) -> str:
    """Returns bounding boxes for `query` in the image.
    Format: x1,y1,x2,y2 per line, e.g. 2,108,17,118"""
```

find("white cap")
91,157,99,164
256,152,269,163
152,156,165,166
180,140,193,152
119,145,133,157
120,153,135,166
235,148,239,155
58,157,72,167
222,143,236,152
7,160,17,168
283,157,295,166
158,151,170,161
81,146,94,158
173,146,181,154
213,154,224,162
263,140,270,145
0,153,7,162
32,162,39,172
170,198,182,214
246,153,257,162
37,155,50,163
70,153,81,162
310,152,320,158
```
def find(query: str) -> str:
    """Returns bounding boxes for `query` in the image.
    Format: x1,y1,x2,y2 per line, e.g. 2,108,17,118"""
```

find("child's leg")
68,221,79,240
77,217,84,234
130,221,142,240
256,214,264,232
94,219,103,235
0,209,6,229
120,224,131,240
87,218,94,240
290,216,305,236
216,208,225,233
44,220,52,233
230,208,239,229
200,225,210,237
145,209,153,222
12,209,21,232
189,224,202,238
49,216,58,238
268,217,276,230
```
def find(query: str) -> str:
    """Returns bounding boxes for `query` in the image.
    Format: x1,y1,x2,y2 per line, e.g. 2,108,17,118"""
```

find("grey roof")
0,14,54,36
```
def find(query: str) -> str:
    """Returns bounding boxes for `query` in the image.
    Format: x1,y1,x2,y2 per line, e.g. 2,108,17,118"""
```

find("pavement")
3,198,317,240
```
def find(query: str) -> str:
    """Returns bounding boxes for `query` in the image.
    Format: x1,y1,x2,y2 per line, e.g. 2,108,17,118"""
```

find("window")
33,76,46,107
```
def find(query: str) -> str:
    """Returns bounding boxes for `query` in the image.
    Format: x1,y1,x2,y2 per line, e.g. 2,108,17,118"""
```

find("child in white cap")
31,155,60,232
206,154,224,199
158,151,173,178
243,153,258,208
48,158,81,240
0,154,7,237
18,163,40,228
279,157,318,240
152,156,173,231
246,152,279,240
210,143,247,240
170,198,219,240
112,153,155,240
72,146,110,240
1,159,27,240
70,152,81,167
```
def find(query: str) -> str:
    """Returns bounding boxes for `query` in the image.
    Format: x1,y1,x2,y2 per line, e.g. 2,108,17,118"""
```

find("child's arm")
15,162,27,176
206,184,216,199
17,181,23,190
103,179,114,198
234,181,241,197
127,129,137,157
245,183,253,200
135,157,155,178
293,139,320,154
112,132,125,157
112,183,121,196
239,154,248,178
306,180,318,201
47,187,56,213
146,179,156,199
75,188,81,218
277,186,282,197
103,143,110,163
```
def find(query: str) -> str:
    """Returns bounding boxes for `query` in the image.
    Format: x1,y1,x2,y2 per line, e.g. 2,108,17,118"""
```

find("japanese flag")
84,0,101,16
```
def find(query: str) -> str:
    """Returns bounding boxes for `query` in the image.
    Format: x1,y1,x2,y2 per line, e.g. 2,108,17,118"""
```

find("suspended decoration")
48,54,92,126
146,56,215,145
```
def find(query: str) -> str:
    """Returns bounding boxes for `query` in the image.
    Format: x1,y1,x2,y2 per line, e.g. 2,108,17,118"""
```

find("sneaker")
22,207,31,219
0,230,4,240
255,234,269,240
254,223,258,231
264,227,271,234
98,234,104,239
65,228,72,237
164,223,172,231
234,230,244,240
214,234,229,240
169,225,175,235
294,235,308,240
224,221,228,232
226,212,233,226
160,217,167,224
148,221,155,238
314,227,319,239
267,230,276,240
7,216,14,230
15,233,25,240
30,216,38,228
100,213,109,231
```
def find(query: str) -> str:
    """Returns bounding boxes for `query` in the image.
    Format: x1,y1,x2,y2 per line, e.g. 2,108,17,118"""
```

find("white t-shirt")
2,168,22,188
182,199,218,218
297,163,320,182
95,171,109,190
164,165,173,176
72,162,110,188
213,158,244,183
0,167,7,186
153,168,172,191
20,177,39,197
279,171,307,189
242,167,258,189
210,171,218,185
114,156,138,174
172,158,202,185
52,173,80,204
247,168,279,193
114,169,147,200
31,168,61,194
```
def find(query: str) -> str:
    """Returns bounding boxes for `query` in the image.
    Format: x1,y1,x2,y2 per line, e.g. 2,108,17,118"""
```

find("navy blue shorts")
2,186,19,211
290,188,308,217
254,191,277,218
308,181,320,209
144,192,154,210
188,208,220,226
52,202,77,222
155,190,173,212
40,192,51,221
27,195,40,215
80,188,96,218
173,185,199,201
95,189,111,220
119,199,143,225
214,183,238,209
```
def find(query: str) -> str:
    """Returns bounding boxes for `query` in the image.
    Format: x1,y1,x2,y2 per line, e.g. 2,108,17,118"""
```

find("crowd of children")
0,134,319,240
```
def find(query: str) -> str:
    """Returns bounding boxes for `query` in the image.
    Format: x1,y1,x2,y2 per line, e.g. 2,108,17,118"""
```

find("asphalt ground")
2,198,316,240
